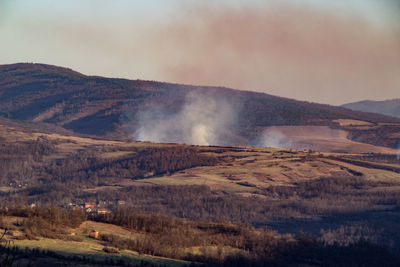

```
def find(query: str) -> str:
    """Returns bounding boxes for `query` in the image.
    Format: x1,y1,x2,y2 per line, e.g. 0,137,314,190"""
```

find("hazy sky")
0,0,399,105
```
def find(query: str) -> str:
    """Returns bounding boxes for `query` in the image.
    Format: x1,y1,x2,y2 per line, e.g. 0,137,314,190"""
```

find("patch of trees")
0,137,56,159
0,139,216,187
327,156,400,173
345,124,400,149
360,153,400,164
41,146,215,186
5,175,400,224
260,176,390,199
209,238,400,267
93,207,292,261
0,137,57,186
91,208,400,265
2,205,85,240
2,204,400,266
0,245,164,266
80,177,400,223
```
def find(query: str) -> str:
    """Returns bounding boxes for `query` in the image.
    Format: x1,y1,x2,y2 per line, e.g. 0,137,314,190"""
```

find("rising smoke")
256,129,288,148
255,127,291,149
134,91,236,146
254,126,344,150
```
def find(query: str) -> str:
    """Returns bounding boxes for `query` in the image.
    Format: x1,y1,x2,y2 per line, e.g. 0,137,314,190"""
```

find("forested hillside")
342,99,400,118
1,63,400,148
0,110,400,265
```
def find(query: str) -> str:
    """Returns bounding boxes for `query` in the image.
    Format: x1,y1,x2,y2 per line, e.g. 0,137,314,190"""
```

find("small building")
89,230,99,239
117,200,126,205
97,208,110,215
84,202,96,209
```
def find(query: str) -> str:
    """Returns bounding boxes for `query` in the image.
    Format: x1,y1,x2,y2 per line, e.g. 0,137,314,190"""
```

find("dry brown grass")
143,148,390,193
259,125,397,154
1,119,399,197
333,119,375,127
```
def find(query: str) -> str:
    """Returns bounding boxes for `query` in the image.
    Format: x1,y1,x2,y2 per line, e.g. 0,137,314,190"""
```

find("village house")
84,202,96,209
117,200,126,205
89,230,99,239
97,208,110,215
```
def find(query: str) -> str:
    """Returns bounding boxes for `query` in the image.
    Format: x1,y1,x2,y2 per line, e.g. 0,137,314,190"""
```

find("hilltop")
1,63,400,149
342,99,400,119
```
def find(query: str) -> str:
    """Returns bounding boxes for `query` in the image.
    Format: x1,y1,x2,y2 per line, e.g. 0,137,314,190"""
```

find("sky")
0,0,399,105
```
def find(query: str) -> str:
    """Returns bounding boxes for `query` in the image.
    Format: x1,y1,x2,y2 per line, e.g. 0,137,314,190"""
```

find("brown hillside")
1,63,400,148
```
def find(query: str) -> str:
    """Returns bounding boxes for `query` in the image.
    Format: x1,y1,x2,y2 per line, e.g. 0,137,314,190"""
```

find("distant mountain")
1,63,400,148
342,99,400,119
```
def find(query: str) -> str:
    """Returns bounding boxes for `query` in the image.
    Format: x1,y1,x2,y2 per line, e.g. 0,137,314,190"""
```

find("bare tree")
0,228,16,267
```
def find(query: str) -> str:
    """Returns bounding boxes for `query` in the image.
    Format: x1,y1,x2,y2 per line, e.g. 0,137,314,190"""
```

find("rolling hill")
0,89,400,265
1,111,400,266
1,63,400,149
342,99,400,119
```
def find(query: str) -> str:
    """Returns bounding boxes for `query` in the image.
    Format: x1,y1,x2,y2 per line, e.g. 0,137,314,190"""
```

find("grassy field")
1,118,399,198
1,219,189,266
333,119,375,126
1,120,400,265
12,238,188,266
141,147,400,193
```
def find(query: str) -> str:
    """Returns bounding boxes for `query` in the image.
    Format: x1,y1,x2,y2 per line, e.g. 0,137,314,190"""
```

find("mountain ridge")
342,99,400,119
1,63,400,149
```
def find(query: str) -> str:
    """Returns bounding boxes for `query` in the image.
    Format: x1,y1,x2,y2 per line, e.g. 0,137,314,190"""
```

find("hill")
0,114,400,265
342,99,400,119
0,115,399,231
1,63,400,149
2,208,400,266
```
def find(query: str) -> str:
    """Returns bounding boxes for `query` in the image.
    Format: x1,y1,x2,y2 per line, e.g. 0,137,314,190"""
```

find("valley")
0,114,400,265
2,0,399,263
1,64,400,266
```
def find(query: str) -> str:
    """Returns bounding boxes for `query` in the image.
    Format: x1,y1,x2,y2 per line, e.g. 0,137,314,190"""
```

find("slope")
1,63,400,148
342,99,400,118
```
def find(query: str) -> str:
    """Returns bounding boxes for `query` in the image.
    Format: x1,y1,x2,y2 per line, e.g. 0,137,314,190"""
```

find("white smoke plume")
255,128,291,149
397,144,400,160
134,91,235,146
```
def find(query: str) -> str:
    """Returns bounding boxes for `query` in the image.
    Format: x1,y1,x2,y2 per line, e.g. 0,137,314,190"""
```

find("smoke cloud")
255,128,291,149
1,1,399,105
397,144,400,160
254,126,352,151
134,91,236,146
146,2,400,105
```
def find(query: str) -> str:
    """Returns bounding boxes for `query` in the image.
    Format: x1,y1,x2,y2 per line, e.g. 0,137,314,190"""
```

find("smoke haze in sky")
0,0,399,105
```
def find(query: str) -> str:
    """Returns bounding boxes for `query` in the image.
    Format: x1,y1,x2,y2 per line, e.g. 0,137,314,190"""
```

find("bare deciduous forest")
0,64,400,266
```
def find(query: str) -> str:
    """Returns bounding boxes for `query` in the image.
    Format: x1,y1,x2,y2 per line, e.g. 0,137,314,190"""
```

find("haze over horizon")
0,0,399,105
